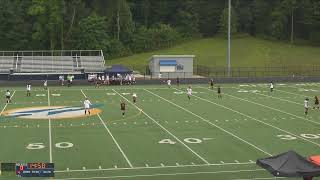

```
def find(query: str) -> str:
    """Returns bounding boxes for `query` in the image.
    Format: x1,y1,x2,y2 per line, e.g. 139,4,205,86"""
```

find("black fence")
128,65,320,78
195,65,320,77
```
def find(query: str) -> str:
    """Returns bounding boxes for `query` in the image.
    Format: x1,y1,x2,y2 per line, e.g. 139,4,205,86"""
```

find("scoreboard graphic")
1,162,54,178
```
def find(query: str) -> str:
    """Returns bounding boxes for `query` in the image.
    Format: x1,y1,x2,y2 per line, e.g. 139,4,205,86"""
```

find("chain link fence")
128,64,320,79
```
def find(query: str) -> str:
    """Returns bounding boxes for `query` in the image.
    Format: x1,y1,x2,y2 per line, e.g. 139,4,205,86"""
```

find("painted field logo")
2,106,102,120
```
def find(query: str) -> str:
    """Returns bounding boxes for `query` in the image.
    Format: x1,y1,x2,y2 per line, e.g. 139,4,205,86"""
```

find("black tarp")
257,151,320,177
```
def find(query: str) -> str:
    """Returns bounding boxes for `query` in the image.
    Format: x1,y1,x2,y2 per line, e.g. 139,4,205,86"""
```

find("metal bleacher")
0,50,105,74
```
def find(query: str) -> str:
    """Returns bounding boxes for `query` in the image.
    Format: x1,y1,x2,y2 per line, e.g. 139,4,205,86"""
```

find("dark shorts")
6,96,10,99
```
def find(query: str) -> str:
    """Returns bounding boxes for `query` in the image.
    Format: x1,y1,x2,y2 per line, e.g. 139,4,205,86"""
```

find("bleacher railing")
0,50,104,73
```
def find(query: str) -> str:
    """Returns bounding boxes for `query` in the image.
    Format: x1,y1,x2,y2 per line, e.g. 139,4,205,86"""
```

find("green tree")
73,14,109,51
28,0,64,50
219,6,238,37
173,0,200,38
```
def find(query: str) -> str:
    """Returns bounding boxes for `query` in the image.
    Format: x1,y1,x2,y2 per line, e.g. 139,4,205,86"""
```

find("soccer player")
270,82,274,92
67,74,71,87
59,75,64,86
187,86,192,100
5,90,11,103
305,98,309,116
26,83,31,96
217,86,222,99
44,80,48,90
313,96,319,110
210,79,214,90
176,77,180,88
83,98,92,115
132,93,137,103
121,100,126,117
167,79,171,88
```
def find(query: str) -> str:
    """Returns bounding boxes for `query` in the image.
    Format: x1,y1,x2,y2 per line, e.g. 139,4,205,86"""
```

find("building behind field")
149,55,194,79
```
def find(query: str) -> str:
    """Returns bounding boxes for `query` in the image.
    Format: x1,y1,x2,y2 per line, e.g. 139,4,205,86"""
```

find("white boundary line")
0,90,16,115
54,169,265,180
56,162,255,173
0,90,16,114
112,89,210,164
145,88,272,157
196,86,320,147
80,90,133,168
48,88,53,163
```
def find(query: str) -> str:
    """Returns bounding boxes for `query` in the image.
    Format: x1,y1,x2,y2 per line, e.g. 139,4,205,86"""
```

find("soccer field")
1,83,320,180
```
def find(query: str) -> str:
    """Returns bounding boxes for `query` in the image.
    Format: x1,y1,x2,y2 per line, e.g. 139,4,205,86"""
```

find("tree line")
0,0,319,59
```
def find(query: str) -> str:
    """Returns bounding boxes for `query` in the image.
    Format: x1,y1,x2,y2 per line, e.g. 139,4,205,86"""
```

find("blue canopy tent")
104,65,133,76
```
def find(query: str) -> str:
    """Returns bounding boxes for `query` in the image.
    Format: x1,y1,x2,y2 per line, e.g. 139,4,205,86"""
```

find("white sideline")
145,88,272,157
80,90,133,168
54,169,265,180
197,86,320,147
48,88,53,163
55,161,256,173
0,90,16,115
112,89,210,164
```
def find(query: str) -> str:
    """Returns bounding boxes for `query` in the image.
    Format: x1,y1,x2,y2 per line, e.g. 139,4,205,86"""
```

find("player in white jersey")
304,98,309,116
5,90,11,103
83,98,92,115
167,79,171,88
44,80,48,90
270,82,274,92
132,93,137,103
26,83,31,96
187,86,192,100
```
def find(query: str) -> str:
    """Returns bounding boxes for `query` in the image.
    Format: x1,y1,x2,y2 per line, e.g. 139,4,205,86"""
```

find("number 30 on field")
26,142,73,150
277,134,320,140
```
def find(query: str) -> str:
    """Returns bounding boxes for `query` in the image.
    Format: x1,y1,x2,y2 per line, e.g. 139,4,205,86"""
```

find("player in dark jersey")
217,86,222,99
121,101,126,117
313,96,319,110
176,77,180,88
210,79,214,90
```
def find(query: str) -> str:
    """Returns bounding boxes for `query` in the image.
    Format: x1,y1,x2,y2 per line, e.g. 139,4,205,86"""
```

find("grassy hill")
108,35,320,73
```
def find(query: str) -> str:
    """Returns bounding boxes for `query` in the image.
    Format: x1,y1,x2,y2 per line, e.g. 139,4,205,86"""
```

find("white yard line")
276,88,307,97
251,91,302,105
80,90,133,168
146,88,272,157
197,86,320,147
56,161,255,173
199,86,320,125
54,169,264,180
233,177,285,180
112,89,210,165
0,90,16,115
47,88,53,163
228,87,320,126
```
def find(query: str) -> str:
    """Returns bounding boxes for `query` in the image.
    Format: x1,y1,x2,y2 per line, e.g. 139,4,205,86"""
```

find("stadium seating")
0,50,105,74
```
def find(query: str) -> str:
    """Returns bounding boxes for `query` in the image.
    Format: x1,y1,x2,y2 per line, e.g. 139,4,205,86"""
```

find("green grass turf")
1,83,320,179
108,35,320,73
